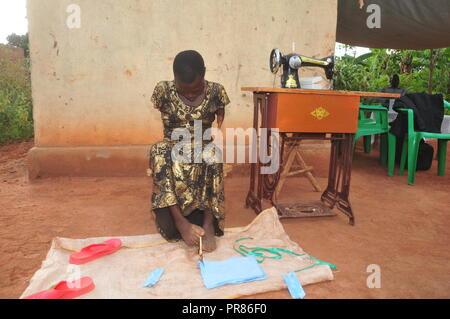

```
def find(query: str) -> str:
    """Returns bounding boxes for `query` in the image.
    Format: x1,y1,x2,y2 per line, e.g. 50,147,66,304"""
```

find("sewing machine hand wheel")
269,48,282,73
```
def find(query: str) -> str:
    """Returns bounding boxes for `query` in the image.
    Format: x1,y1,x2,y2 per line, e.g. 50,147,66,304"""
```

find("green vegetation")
0,33,33,145
6,33,29,58
334,47,450,115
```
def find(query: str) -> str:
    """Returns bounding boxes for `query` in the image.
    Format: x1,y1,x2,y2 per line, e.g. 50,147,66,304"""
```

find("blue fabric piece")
142,268,164,288
198,256,267,289
283,271,306,299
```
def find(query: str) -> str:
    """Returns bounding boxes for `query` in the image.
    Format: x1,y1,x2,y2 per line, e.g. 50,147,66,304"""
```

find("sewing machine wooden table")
241,87,400,225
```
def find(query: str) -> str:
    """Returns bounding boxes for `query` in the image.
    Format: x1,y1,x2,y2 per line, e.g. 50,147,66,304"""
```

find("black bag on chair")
395,138,434,171
416,139,434,171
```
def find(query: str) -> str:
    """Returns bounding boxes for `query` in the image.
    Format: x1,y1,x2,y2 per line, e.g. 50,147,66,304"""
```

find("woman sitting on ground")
149,50,230,252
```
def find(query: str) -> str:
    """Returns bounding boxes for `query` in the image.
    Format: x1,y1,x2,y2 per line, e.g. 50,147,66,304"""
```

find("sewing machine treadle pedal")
276,201,337,219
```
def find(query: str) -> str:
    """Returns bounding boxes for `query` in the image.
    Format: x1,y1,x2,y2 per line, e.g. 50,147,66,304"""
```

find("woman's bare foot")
202,210,217,252
177,221,204,247
202,223,216,252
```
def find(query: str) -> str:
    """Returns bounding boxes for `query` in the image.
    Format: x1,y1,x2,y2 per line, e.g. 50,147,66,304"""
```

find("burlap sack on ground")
20,207,334,299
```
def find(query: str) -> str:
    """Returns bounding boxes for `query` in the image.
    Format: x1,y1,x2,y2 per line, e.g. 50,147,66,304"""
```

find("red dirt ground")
0,139,449,299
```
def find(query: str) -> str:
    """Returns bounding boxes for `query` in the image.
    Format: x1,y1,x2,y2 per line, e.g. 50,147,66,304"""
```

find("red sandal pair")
23,239,122,299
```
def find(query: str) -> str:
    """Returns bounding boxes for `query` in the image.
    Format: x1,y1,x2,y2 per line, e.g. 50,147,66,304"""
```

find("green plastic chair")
354,104,390,166
387,100,450,185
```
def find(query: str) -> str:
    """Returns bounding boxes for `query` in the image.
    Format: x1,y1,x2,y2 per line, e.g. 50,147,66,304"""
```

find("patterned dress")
149,80,230,237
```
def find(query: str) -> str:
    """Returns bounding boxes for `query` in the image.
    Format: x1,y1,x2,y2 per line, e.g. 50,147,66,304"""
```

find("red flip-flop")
23,277,95,299
69,238,122,264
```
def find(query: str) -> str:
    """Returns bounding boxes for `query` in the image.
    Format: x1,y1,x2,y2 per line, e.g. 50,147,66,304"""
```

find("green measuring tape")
233,237,337,272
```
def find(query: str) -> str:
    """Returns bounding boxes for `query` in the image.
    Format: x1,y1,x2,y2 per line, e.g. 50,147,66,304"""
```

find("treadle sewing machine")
242,48,400,225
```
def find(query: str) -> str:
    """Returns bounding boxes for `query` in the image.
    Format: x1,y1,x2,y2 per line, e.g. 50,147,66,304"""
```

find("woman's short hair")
173,50,206,84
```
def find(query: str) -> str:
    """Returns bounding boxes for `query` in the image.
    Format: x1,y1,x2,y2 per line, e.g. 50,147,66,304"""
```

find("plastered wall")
27,0,337,147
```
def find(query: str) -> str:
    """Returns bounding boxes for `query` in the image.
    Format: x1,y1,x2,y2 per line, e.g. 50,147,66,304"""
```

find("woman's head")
173,50,206,101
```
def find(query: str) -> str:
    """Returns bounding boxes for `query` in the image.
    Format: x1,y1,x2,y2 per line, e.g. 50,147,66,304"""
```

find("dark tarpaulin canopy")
337,0,450,49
